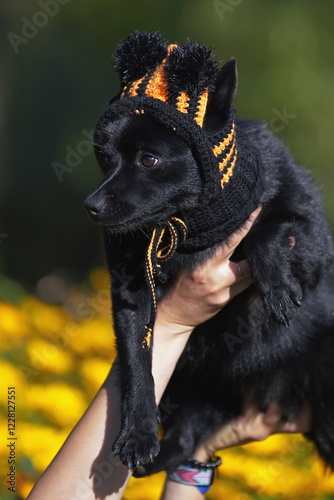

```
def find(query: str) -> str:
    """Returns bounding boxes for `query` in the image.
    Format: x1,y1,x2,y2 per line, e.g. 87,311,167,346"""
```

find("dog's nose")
83,195,104,218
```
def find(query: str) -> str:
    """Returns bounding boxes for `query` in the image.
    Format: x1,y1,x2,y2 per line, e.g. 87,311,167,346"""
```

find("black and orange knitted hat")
98,31,265,252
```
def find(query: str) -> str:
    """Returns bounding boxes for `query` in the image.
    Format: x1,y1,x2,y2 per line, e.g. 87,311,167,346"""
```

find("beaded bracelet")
168,455,222,494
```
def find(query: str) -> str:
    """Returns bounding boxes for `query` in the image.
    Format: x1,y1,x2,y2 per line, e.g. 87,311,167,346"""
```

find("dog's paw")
262,279,302,326
113,412,160,470
113,426,160,471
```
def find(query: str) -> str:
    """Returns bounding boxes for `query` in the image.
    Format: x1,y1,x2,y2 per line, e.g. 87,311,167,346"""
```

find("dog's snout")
83,194,104,219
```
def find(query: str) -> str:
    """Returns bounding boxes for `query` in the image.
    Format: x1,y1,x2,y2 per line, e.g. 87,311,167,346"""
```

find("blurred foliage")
1,0,334,287
1,1,334,498
0,270,334,499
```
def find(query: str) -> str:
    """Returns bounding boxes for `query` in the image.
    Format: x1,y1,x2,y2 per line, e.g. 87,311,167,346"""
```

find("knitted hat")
97,31,265,252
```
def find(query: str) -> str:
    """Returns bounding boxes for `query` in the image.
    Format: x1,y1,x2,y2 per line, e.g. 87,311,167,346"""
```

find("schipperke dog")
84,31,334,473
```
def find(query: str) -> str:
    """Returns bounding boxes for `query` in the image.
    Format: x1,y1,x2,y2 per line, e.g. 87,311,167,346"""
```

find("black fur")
113,31,167,86
84,58,334,473
165,42,218,95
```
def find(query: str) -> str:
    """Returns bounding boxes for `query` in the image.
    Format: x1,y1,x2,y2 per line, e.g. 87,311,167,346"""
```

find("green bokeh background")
1,0,334,291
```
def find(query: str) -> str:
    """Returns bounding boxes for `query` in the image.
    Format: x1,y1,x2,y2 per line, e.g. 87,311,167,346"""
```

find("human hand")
156,206,261,335
192,395,313,462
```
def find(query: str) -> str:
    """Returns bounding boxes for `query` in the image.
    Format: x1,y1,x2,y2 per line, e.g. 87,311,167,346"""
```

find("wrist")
155,308,195,338
191,445,212,464
152,319,193,404
167,456,222,496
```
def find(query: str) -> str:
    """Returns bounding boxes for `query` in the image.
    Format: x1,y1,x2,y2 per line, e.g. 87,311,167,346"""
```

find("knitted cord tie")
142,216,187,350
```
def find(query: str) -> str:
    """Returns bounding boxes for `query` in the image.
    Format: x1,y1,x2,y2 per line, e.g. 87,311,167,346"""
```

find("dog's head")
84,112,203,233
84,34,239,234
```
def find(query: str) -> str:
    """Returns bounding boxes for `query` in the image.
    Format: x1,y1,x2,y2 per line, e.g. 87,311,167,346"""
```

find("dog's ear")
203,57,238,133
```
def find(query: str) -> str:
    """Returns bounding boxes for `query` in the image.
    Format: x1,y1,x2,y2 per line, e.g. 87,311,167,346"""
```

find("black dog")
84,32,334,473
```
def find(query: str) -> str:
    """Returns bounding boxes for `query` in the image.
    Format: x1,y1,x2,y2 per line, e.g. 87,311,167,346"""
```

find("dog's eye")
142,155,158,168
104,156,112,166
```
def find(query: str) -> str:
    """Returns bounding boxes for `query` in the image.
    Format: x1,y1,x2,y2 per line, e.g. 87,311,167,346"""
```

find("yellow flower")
0,301,28,340
220,451,317,497
89,267,111,294
0,360,25,404
20,422,70,472
244,433,312,459
80,357,112,392
210,479,252,499
21,296,70,335
68,317,116,358
26,338,73,374
17,478,36,499
311,455,334,494
25,382,87,427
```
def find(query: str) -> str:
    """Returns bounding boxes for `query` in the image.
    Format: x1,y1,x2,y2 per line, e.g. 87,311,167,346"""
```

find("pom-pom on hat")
115,33,217,128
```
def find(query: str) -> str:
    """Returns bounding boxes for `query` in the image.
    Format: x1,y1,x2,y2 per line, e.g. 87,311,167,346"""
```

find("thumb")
224,206,262,256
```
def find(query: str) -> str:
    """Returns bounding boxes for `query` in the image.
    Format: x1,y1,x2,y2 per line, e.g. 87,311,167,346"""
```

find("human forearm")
27,362,128,500
27,321,193,500
161,479,205,500
152,316,192,402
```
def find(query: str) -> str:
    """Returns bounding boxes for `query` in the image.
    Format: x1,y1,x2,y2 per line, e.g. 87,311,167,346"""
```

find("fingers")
214,258,251,287
261,399,312,435
217,259,252,302
232,259,251,281
191,255,252,309
224,206,262,257
277,399,312,434
194,252,251,287
195,206,261,277
193,396,313,458
229,277,252,301
245,399,313,441
192,206,261,285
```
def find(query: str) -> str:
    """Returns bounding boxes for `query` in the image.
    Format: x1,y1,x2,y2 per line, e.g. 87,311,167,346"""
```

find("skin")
27,207,312,500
